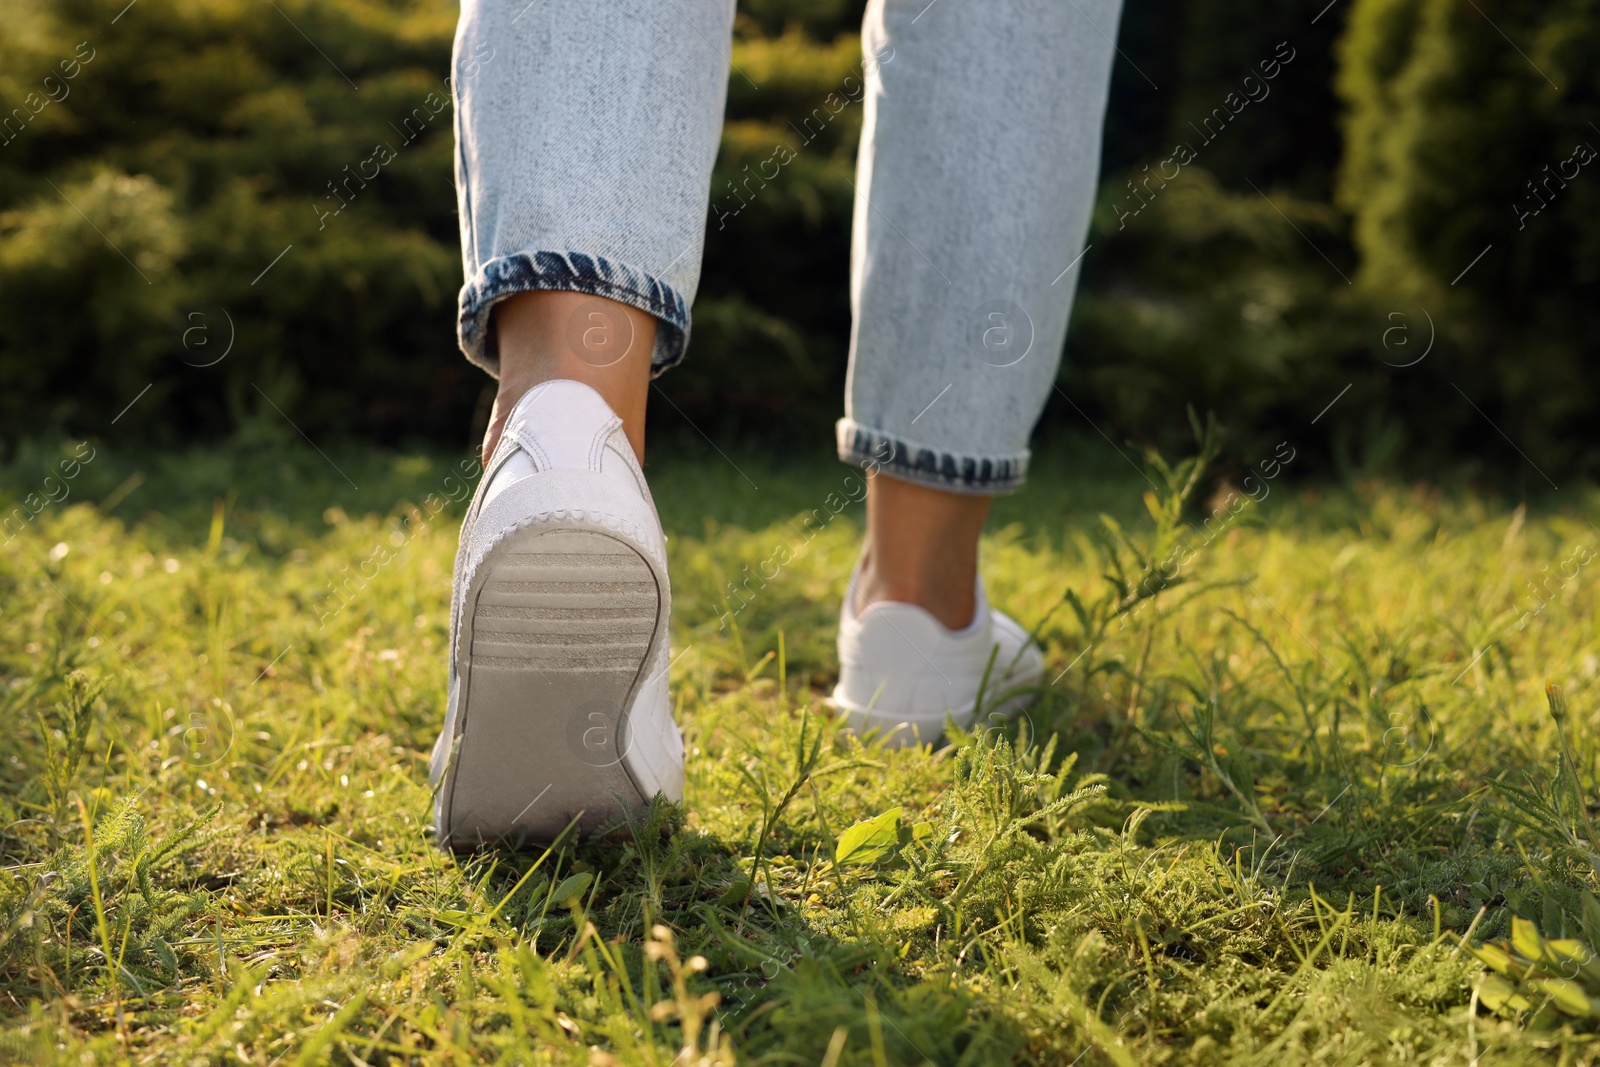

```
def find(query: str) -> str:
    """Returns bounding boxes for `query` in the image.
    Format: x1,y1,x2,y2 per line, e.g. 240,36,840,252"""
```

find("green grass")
5,427,1600,1064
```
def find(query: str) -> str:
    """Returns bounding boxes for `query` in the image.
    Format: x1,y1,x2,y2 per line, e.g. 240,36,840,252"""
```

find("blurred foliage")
1334,0,1600,479
1,0,1597,479
0,0,464,446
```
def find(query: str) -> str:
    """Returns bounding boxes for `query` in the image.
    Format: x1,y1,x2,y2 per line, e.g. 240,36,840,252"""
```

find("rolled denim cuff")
835,418,1028,495
457,251,692,379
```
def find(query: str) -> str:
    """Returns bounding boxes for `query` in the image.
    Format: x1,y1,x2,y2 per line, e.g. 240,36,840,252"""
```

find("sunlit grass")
3,432,1600,1064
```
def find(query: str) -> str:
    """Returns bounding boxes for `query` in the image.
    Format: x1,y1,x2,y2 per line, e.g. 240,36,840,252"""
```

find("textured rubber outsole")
439,526,663,848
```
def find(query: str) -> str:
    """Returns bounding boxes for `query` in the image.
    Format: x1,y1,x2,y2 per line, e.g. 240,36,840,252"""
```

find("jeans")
453,0,1122,494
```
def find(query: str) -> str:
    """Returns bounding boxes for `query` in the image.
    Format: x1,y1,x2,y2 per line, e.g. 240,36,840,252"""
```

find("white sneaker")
431,380,682,849
831,563,1045,748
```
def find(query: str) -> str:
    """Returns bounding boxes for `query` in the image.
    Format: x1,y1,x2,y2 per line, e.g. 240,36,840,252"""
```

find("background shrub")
1,0,1595,479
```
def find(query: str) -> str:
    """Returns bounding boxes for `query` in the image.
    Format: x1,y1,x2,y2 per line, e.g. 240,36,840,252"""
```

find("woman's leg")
438,0,733,847
843,0,1123,626
453,0,734,462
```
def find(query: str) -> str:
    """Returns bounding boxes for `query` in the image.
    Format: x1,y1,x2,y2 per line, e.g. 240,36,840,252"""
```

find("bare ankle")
854,551,979,630
482,291,655,464
855,474,991,630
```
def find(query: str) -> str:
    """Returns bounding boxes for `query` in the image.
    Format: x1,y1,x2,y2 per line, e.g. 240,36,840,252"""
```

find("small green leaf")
551,872,593,908
1471,942,1516,976
1478,974,1532,1015
151,936,178,975
1544,939,1600,984
1581,892,1600,944
1527,977,1599,1018
835,807,903,867
894,819,935,850
1511,917,1548,962
717,877,753,907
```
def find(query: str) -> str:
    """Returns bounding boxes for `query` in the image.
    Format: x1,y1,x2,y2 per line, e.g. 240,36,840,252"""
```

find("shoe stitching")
589,416,622,472
507,422,551,470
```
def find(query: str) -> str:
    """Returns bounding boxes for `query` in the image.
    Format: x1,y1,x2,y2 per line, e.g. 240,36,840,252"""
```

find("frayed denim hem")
835,418,1028,495
457,251,691,379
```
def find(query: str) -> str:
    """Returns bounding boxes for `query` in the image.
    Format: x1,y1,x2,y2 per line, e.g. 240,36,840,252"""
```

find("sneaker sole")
831,654,1045,748
439,524,664,849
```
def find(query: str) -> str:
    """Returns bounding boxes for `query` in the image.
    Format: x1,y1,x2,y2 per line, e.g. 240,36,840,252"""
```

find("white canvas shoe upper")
831,562,1044,747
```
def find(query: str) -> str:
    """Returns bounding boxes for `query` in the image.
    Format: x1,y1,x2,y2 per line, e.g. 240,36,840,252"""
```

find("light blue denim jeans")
453,0,1122,494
